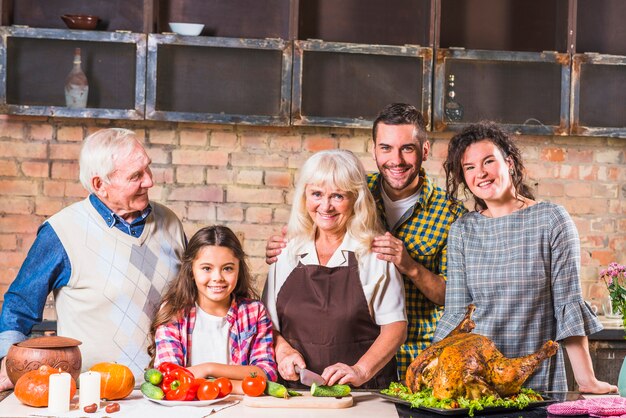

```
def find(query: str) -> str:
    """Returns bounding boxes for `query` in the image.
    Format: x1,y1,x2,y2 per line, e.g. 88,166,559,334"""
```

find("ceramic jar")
5,336,82,385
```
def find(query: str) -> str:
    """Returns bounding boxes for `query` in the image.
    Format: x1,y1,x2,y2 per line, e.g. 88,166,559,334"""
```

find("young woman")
148,225,277,393
435,121,616,394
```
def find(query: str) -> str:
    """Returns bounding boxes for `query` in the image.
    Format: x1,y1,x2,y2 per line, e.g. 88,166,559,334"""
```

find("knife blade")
294,365,326,386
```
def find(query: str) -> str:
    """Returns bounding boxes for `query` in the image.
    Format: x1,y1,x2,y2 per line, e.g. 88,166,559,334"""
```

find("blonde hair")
287,149,382,260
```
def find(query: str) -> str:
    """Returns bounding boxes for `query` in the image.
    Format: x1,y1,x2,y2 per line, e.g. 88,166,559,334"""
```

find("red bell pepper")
157,363,198,401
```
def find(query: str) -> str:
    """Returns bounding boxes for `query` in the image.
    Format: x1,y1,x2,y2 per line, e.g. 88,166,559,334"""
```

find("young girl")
148,225,277,393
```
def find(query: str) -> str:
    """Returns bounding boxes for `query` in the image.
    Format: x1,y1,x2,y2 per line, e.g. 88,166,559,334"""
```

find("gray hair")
287,149,382,259
79,128,140,193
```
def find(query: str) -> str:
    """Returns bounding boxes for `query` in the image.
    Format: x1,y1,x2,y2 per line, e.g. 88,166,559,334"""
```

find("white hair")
79,128,139,193
287,149,382,261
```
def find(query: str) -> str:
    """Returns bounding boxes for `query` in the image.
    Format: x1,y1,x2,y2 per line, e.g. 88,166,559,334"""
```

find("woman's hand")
322,363,368,387
0,358,14,391
277,352,305,382
577,378,618,394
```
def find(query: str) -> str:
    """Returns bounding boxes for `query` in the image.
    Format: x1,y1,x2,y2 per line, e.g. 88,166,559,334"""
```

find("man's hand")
265,226,288,265
372,232,445,305
0,357,14,391
322,362,368,387
371,232,416,276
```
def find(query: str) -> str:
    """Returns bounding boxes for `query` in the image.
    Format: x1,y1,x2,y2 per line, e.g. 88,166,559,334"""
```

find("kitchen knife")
294,365,326,386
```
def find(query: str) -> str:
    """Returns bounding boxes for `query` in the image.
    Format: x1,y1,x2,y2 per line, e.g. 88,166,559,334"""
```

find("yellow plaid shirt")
367,169,467,380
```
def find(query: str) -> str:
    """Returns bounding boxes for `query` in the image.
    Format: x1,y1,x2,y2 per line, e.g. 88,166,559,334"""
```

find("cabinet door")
433,49,570,135
145,35,291,125
0,27,146,119
570,53,626,138
292,41,432,129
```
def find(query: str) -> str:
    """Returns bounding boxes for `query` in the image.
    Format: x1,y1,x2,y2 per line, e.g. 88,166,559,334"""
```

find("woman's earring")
509,168,515,176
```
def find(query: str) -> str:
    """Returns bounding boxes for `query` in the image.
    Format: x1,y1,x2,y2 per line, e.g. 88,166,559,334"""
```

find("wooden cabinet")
0,27,146,119
0,0,624,135
146,35,292,125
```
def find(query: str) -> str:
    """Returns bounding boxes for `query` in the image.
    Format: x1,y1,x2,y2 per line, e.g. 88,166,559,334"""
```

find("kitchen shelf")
0,0,151,33
570,53,626,137
438,0,571,53
433,48,570,135
298,0,434,47
156,0,295,39
575,0,626,56
0,27,146,119
292,41,432,129
145,34,292,125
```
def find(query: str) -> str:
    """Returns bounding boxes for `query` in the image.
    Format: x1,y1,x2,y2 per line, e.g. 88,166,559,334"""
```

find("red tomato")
242,373,266,397
197,380,219,400
214,377,233,398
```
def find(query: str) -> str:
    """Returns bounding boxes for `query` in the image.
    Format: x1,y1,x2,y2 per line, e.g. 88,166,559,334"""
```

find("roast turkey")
406,304,558,400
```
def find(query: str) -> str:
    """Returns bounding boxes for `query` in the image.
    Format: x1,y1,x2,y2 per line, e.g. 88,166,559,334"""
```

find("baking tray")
376,391,556,415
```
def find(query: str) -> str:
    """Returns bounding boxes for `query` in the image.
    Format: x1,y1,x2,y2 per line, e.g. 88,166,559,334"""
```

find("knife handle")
294,365,301,374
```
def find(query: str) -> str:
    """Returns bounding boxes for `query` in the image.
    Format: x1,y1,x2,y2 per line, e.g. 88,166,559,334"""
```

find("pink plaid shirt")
154,297,277,381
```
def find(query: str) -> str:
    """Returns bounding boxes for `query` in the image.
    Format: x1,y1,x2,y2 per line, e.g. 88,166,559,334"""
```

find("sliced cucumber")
265,381,289,398
310,383,351,397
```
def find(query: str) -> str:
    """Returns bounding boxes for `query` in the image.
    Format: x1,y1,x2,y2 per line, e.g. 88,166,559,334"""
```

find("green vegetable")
141,381,165,400
265,381,289,398
144,368,163,385
381,382,543,417
287,389,302,397
310,383,351,397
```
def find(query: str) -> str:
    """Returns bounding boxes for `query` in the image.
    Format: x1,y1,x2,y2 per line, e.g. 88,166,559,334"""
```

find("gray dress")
434,201,601,392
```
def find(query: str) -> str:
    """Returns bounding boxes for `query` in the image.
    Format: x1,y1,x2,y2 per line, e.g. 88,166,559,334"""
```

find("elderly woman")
263,149,407,389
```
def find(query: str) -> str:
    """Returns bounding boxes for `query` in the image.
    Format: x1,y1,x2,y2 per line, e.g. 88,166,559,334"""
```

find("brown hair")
372,103,428,145
147,225,256,365
444,121,535,211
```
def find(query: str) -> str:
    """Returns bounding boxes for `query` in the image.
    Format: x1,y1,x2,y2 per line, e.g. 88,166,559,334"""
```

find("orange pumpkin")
89,362,135,400
14,365,77,407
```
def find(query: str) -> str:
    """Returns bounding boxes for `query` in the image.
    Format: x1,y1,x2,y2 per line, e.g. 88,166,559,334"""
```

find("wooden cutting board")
243,394,353,409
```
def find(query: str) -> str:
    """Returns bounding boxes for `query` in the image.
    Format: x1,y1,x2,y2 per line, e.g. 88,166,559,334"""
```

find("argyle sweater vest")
47,198,185,380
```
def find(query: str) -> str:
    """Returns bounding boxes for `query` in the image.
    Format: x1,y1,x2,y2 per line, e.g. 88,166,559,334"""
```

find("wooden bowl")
61,14,99,30
5,336,82,385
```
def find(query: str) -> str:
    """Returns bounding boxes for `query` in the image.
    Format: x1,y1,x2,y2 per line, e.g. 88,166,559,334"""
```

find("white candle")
79,371,101,410
48,372,71,414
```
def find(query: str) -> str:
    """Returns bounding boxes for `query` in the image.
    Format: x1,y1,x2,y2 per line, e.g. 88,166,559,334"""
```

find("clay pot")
5,336,82,385
60,14,99,30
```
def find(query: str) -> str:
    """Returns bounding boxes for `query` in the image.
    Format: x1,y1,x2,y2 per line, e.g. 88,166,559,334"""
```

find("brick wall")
0,115,624,305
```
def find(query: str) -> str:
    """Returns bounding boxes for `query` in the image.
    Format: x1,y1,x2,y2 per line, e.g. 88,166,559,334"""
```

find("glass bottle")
444,74,463,122
64,48,88,108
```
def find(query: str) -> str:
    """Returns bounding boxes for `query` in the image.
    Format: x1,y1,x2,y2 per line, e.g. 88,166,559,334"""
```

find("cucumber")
141,381,165,400
265,381,289,398
287,389,302,397
144,368,163,385
310,383,351,397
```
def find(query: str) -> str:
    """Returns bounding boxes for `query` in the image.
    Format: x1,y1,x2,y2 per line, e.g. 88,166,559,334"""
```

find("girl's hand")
322,362,368,387
277,352,305,382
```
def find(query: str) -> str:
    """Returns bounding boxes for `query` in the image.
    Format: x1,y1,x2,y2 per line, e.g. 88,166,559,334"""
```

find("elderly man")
0,128,186,388
266,104,466,382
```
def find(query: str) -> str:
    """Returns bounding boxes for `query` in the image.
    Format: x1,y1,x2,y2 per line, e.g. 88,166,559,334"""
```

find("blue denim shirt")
0,195,151,357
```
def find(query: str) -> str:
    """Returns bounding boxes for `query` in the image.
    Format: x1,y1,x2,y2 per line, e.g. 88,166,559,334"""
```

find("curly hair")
443,121,535,211
147,225,256,365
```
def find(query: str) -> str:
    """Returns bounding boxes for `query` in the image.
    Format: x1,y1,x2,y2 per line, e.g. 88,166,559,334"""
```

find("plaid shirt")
154,297,278,381
368,169,467,380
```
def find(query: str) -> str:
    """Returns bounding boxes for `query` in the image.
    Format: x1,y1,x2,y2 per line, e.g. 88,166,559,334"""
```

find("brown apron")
276,251,397,389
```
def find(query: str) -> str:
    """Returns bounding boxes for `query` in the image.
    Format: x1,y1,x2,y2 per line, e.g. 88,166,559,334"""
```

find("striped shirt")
368,169,467,380
434,202,602,392
154,297,278,381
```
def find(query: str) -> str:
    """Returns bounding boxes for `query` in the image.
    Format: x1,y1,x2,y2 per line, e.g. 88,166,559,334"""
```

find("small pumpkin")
14,365,77,407
89,362,135,400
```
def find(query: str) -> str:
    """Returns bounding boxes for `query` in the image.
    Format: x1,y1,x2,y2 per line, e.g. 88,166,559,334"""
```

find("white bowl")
168,22,204,36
